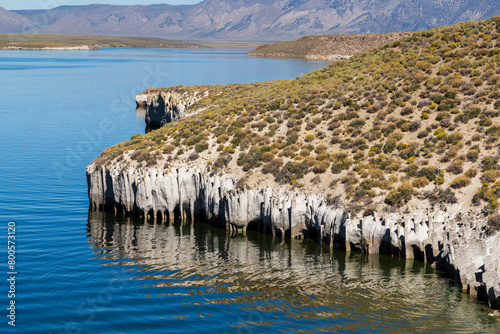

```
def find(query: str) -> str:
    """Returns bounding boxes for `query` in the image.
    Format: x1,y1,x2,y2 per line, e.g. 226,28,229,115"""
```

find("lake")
0,48,498,333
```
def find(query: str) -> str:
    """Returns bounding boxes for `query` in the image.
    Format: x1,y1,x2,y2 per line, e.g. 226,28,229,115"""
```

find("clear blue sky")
1,0,201,10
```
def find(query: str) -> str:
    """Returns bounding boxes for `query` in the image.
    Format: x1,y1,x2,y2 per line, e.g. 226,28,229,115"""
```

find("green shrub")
262,158,283,175
450,176,471,189
214,153,232,168
217,134,229,143
360,178,380,190
485,125,500,136
487,214,500,234
385,182,414,207
383,139,397,154
481,156,500,171
349,119,366,128
275,161,310,184
426,188,457,204
237,146,273,170
446,161,464,174
435,176,445,185
312,161,330,174
464,104,481,118
466,149,479,162
418,166,442,181
130,149,148,162
481,170,500,183
331,153,353,174
195,142,208,153
188,152,199,160
262,152,275,162
412,176,430,188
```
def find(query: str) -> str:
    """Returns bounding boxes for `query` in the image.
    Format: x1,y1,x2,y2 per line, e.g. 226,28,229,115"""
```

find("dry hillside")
247,32,412,60
95,17,500,231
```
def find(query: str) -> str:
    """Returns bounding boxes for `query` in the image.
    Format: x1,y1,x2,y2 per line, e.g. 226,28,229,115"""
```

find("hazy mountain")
0,7,35,33
2,0,499,41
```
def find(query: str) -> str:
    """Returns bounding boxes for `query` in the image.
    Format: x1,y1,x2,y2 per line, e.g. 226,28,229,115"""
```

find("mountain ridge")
1,0,499,41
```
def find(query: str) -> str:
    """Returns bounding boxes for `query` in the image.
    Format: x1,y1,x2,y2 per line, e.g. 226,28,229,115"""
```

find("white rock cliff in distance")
89,89,500,309
137,90,208,129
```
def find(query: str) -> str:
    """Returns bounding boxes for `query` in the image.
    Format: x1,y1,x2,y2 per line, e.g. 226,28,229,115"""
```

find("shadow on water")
87,210,500,333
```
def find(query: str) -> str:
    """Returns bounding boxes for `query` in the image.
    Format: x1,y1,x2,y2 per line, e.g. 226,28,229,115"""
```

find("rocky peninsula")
247,32,412,61
88,18,500,308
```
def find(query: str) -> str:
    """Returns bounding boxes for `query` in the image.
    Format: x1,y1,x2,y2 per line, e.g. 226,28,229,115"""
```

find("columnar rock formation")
87,162,500,308
142,90,208,129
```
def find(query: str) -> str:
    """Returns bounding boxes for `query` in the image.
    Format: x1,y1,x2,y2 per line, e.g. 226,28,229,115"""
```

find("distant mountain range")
1,0,499,41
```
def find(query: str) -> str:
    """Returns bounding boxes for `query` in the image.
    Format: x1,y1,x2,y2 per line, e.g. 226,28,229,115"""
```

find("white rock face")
87,162,500,308
144,90,207,128
135,93,149,107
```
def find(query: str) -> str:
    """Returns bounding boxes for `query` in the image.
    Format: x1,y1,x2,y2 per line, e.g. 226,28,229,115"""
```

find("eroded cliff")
87,162,500,308
138,90,208,129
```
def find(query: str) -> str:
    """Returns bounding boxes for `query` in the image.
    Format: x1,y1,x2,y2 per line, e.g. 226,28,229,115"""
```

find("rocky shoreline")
87,161,500,308
87,89,500,309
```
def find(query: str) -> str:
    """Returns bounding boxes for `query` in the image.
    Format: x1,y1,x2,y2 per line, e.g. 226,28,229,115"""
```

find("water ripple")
82,211,500,333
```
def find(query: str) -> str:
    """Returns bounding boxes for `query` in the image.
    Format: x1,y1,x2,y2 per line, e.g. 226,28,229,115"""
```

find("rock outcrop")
87,162,500,309
135,93,149,108
143,90,207,129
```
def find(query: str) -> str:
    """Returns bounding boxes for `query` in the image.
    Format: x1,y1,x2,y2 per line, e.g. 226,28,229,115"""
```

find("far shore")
0,33,264,51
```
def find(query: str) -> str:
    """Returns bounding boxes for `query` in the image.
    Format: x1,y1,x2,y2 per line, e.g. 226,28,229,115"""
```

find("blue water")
0,48,498,333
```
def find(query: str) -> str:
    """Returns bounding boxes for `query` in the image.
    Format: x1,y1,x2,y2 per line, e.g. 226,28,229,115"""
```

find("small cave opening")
305,225,320,241
246,219,260,232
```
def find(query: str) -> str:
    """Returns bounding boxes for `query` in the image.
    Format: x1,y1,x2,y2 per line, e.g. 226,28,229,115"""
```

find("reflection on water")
88,211,499,333
135,106,147,119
